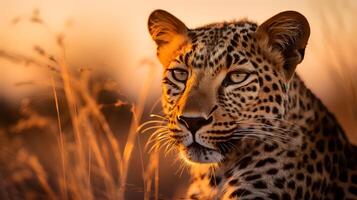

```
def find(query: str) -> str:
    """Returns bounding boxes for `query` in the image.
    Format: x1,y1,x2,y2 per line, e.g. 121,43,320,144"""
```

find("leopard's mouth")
180,142,224,164
186,142,214,153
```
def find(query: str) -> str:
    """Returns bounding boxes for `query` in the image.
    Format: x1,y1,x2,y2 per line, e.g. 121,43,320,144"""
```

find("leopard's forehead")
176,21,258,73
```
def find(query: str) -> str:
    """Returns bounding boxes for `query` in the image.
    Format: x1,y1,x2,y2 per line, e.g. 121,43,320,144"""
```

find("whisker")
164,140,177,156
150,114,169,121
236,121,300,134
140,125,168,134
232,132,299,146
137,120,167,132
231,135,280,146
164,146,176,156
236,117,301,129
234,129,295,140
233,130,298,143
146,132,170,146
145,130,170,149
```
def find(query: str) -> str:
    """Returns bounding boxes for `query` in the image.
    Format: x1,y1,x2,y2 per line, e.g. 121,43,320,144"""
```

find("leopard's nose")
177,115,213,134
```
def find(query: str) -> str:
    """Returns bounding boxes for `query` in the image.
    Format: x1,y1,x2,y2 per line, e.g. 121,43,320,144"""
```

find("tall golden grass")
0,9,165,200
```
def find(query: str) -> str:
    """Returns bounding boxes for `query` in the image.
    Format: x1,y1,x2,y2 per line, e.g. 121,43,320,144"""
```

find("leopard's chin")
179,142,224,164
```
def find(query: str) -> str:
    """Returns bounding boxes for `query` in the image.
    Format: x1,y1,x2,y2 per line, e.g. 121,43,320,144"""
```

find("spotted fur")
148,10,357,199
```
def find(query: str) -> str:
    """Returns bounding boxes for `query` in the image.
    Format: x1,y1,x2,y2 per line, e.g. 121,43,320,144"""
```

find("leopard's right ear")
148,10,189,66
256,11,310,81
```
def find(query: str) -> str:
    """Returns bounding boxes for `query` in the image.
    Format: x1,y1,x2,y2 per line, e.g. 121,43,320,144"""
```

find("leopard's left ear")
257,11,310,81
148,10,189,66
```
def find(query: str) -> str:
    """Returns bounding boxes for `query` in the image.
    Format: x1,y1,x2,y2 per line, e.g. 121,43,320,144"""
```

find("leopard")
147,9,357,199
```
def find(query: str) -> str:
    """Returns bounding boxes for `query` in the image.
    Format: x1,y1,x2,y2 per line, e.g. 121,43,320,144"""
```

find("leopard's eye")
224,71,250,86
171,68,188,82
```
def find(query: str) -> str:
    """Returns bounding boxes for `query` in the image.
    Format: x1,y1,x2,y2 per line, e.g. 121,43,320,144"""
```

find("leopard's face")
148,10,309,164
161,26,288,164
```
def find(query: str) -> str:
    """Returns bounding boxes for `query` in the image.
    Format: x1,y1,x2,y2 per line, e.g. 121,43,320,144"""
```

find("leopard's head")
148,10,310,164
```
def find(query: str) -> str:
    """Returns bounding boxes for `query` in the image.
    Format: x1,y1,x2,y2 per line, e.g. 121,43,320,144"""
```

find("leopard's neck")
285,74,326,129
285,74,347,141
285,74,356,169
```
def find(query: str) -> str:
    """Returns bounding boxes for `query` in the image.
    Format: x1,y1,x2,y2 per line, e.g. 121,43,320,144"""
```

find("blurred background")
0,0,356,199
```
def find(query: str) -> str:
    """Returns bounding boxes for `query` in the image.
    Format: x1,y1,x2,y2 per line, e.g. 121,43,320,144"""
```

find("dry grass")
0,9,166,200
